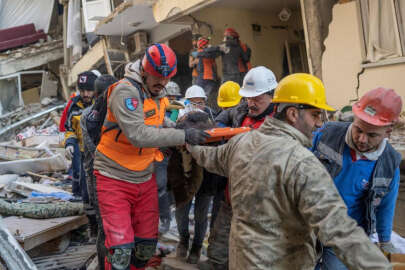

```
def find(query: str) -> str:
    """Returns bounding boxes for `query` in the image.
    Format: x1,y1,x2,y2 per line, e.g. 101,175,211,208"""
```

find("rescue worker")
156,81,184,235
179,85,214,119
193,37,218,97
199,66,278,270
209,81,242,232
188,73,391,270
175,85,214,264
64,70,99,199
190,33,202,85
197,28,251,85
93,43,209,270
81,74,118,270
313,87,403,270
165,81,183,122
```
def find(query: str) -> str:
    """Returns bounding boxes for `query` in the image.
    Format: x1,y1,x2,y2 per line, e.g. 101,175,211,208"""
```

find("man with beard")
188,73,391,270
197,28,251,85
93,44,209,270
199,66,278,270
64,70,100,200
313,88,403,270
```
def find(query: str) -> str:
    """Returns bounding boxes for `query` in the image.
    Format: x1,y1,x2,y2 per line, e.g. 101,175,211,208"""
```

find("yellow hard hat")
217,81,242,108
272,73,335,111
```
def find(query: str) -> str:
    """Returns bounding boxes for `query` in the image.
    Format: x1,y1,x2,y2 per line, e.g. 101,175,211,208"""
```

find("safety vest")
238,41,252,73
197,48,217,80
97,80,169,171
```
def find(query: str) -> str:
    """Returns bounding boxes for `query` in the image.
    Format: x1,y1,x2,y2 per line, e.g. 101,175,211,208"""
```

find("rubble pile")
0,100,63,142
0,101,93,269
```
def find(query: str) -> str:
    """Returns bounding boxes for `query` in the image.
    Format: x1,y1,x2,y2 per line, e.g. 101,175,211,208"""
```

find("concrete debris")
0,103,64,142
0,217,38,270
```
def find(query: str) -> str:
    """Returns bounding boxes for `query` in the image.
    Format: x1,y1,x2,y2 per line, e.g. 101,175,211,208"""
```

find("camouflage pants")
207,201,232,267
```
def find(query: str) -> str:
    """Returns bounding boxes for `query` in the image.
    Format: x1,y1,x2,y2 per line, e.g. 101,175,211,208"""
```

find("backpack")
85,77,143,146
86,92,108,146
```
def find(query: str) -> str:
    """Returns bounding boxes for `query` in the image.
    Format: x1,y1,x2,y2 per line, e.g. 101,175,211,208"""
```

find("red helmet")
197,37,209,49
224,28,239,38
352,87,402,126
142,43,177,78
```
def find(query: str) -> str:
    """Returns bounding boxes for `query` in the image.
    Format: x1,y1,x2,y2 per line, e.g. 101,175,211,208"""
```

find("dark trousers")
175,190,212,248
207,201,232,266
196,78,217,97
155,157,171,221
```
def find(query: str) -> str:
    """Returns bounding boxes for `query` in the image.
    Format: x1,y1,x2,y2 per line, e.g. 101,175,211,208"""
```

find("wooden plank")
102,38,114,75
32,245,95,270
3,215,88,251
67,40,105,87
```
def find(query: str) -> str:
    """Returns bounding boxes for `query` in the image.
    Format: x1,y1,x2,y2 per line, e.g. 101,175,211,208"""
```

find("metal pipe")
0,104,65,137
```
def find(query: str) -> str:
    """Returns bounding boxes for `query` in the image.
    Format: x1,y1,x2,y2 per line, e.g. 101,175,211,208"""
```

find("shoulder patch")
125,97,139,111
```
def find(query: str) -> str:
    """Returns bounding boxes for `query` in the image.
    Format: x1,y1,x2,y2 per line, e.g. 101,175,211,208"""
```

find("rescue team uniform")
196,48,218,96
93,60,185,270
198,39,251,86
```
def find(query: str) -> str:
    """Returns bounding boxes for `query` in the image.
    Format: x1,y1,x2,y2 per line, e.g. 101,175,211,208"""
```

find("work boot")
158,218,171,235
176,239,189,259
187,245,201,264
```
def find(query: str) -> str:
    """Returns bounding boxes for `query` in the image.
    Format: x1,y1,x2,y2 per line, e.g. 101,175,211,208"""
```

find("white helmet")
239,66,278,97
165,81,182,96
185,85,207,100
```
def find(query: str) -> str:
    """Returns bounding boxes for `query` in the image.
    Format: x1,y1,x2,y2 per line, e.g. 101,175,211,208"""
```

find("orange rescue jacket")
97,80,169,171
238,41,252,73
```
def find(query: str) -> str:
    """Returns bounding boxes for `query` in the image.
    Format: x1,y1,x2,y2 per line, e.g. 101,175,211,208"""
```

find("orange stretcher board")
204,127,252,143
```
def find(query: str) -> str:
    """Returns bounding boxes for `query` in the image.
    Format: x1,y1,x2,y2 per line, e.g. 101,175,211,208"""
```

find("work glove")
65,145,75,160
219,43,230,54
185,128,210,145
380,241,401,254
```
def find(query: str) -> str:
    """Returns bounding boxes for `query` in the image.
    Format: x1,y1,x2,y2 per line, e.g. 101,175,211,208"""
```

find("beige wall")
322,1,405,110
190,6,303,81
153,0,212,22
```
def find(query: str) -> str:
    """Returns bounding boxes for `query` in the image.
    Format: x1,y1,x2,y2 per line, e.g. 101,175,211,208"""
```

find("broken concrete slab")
9,181,71,197
0,154,67,174
0,40,63,77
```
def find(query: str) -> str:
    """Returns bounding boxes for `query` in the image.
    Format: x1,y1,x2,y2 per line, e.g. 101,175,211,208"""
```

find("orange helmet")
224,28,239,38
197,37,209,49
352,87,402,126
142,43,177,78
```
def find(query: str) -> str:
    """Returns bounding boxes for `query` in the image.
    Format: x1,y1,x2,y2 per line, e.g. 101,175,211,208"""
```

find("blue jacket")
311,122,401,242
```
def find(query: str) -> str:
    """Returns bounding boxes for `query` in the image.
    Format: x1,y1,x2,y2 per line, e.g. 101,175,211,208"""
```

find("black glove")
185,128,210,145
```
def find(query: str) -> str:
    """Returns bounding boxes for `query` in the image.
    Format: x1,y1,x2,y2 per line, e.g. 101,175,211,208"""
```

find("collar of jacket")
259,117,312,148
